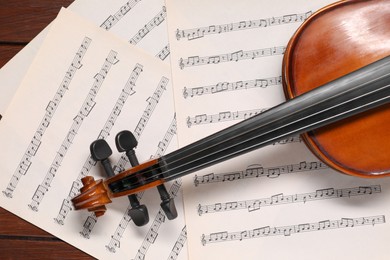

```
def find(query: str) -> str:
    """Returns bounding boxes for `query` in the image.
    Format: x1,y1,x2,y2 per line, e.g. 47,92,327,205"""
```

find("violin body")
283,0,390,177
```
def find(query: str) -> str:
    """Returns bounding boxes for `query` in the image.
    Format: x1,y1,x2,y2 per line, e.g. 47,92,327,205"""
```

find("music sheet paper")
0,9,187,260
0,0,170,120
166,0,390,259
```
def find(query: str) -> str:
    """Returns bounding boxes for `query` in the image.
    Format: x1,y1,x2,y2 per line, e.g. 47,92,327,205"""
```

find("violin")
72,0,390,225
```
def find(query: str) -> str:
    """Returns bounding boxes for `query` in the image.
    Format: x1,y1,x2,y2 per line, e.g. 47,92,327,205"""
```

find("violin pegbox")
115,130,177,220
84,130,177,226
89,135,149,226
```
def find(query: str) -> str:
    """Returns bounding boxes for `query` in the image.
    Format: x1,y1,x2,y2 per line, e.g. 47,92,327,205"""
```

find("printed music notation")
2,37,92,199
54,64,143,225
105,115,178,253
79,75,170,239
105,122,181,257
105,130,181,255
183,76,282,99
179,46,285,70
132,179,182,260
193,160,328,186
80,214,97,239
175,11,312,41
135,77,169,138
129,6,167,45
168,226,187,260
201,215,386,245
0,7,183,260
105,210,131,252
165,0,390,258
100,0,142,30
273,135,302,145
100,1,170,61
28,50,120,212
104,174,183,257
156,44,170,61
186,108,268,128
155,115,177,158
197,185,381,216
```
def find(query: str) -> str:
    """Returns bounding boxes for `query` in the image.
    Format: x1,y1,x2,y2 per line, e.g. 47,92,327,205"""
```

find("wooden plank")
0,45,25,68
0,239,94,259
0,207,50,237
0,1,95,258
0,0,74,43
0,207,93,258
0,0,73,7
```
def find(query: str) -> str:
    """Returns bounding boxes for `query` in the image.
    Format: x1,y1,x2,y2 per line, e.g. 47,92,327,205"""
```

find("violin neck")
158,56,390,182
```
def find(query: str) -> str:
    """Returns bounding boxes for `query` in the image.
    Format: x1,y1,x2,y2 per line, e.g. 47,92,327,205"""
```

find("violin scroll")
72,130,178,224
72,176,112,217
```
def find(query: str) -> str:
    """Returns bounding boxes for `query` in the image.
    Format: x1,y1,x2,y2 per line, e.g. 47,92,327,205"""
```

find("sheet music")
0,0,170,120
166,0,390,259
0,9,187,260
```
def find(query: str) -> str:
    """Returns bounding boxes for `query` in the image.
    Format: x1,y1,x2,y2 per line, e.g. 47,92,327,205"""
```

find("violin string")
157,69,390,182
109,82,390,194
112,80,390,190
139,90,388,189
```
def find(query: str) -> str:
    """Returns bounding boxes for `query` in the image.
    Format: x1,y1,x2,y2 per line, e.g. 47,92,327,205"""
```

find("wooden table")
0,1,93,259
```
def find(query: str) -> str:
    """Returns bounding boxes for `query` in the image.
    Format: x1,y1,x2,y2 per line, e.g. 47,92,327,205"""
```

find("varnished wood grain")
0,0,74,42
0,209,92,260
0,0,95,259
0,45,24,68
282,0,390,177
0,208,49,237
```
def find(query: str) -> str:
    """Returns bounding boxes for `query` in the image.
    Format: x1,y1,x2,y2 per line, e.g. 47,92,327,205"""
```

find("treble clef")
176,28,182,41
179,58,184,70
183,87,189,99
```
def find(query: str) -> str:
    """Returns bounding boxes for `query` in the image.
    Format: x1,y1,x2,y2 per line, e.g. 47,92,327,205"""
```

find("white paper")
166,0,390,259
0,9,186,260
0,0,170,120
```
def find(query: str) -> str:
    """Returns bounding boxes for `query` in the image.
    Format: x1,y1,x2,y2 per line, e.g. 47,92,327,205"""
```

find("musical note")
133,180,182,259
197,185,381,215
155,115,177,157
54,64,143,225
91,114,180,253
134,77,169,138
201,215,386,245
2,37,92,199
77,73,170,239
80,215,97,239
273,135,302,145
100,0,142,30
156,44,170,61
164,0,390,259
179,46,285,69
129,6,167,45
0,7,186,260
182,76,282,98
168,226,187,260
186,108,268,127
28,50,119,212
193,160,328,186
176,11,312,41
105,213,131,253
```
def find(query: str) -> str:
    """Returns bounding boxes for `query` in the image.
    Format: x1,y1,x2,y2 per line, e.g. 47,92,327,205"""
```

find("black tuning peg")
157,184,178,220
115,130,149,226
116,130,178,220
115,130,178,221
90,139,115,178
115,130,139,166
